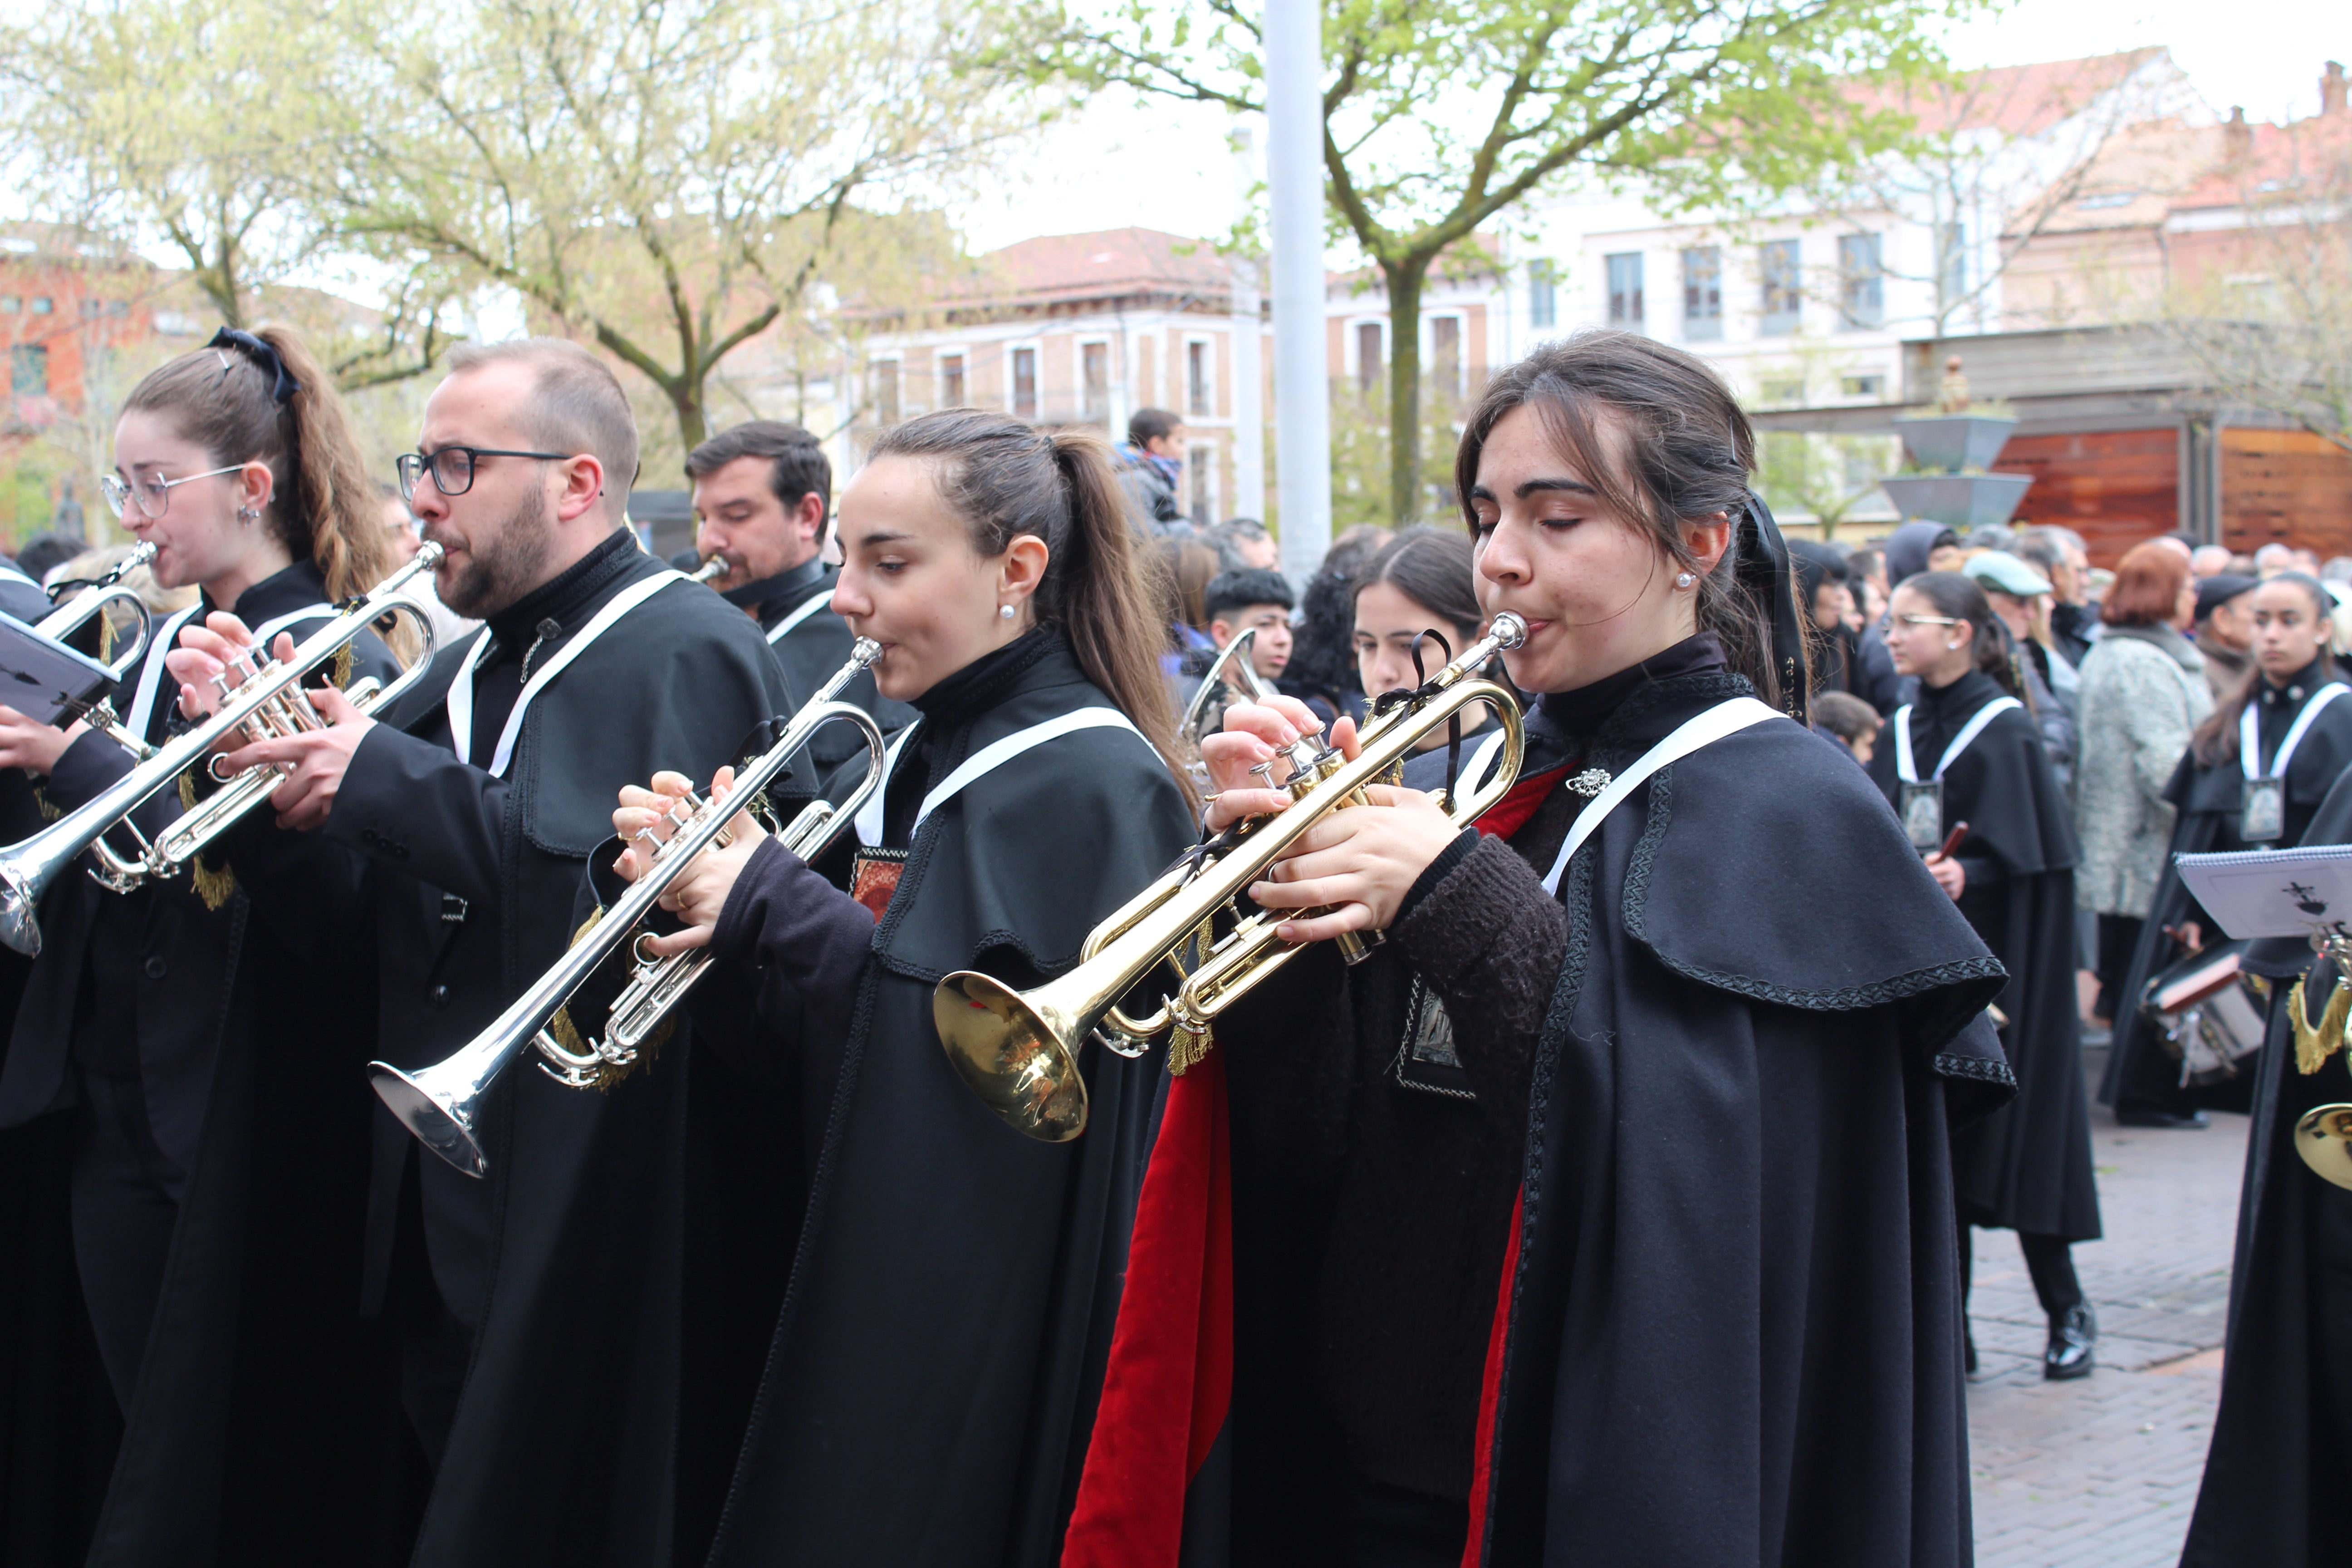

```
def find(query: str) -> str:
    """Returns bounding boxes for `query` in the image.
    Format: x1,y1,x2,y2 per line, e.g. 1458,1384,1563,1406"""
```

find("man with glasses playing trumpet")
165,338,797,1568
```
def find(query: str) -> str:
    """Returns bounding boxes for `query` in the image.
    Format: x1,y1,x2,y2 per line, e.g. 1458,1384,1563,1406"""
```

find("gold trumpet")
371,639,888,1177
934,612,1526,1141
0,545,444,957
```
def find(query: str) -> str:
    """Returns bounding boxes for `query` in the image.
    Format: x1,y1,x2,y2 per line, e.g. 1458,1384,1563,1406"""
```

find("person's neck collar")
910,622,1063,720
201,553,314,617
1536,630,1725,732
485,527,636,640
200,540,299,616
720,552,826,612
2261,655,2329,697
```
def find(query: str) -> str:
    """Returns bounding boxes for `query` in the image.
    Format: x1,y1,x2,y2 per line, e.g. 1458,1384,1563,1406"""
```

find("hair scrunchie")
207,326,301,405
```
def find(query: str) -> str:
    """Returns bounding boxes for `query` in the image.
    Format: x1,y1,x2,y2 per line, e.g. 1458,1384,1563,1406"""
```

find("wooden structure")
1749,325,2352,565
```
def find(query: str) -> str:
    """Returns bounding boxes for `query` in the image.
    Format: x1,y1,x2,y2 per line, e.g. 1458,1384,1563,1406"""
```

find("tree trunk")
674,380,709,455
1383,255,1429,527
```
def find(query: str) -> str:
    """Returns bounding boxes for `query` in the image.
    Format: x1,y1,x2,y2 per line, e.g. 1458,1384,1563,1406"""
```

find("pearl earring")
1946,642,1960,651
999,604,1015,621
1675,572,1695,588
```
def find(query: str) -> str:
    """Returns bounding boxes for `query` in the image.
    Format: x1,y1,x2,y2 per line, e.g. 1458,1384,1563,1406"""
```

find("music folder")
0,612,119,727
2174,843,2352,941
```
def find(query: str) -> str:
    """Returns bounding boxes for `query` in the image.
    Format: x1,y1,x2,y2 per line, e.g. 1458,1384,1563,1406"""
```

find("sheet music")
2174,843,2352,940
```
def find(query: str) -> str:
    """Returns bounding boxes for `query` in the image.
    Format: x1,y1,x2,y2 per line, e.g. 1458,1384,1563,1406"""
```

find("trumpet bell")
370,1063,490,1177
2294,1102,2352,1191
0,865,43,959
933,970,1089,1142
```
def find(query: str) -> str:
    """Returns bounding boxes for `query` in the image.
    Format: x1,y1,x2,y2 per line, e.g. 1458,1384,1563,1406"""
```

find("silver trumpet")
0,544,446,957
372,638,889,1177
687,555,728,585
22,539,159,688
1179,625,1275,750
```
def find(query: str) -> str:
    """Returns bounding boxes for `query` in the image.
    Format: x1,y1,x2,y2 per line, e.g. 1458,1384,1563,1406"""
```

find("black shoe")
2115,1107,2209,1129
2044,1304,2095,1380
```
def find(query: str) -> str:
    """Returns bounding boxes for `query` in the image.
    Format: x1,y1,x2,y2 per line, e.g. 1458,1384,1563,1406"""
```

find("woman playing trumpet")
0,326,404,1562
1198,334,2011,1567
609,409,1197,1566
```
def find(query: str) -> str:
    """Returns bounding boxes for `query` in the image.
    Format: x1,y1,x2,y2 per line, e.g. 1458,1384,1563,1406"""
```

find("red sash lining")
1460,1186,1524,1568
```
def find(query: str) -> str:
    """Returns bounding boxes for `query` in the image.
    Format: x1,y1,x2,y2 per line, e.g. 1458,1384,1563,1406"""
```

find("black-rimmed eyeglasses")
397,446,573,502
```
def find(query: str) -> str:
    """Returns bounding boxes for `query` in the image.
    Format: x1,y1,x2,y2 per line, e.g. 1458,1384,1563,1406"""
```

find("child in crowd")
1811,688,1879,763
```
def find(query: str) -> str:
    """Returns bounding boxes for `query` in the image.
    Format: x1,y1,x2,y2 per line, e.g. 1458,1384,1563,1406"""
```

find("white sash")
1892,696,2024,784
2240,682,2347,780
123,598,335,739
1540,697,1782,896
765,586,836,645
446,570,686,778
848,706,1152,847
1457,726,1512,797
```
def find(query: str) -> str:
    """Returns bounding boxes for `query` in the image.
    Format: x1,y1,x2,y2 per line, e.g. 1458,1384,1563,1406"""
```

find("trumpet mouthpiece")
1489,612,1528,649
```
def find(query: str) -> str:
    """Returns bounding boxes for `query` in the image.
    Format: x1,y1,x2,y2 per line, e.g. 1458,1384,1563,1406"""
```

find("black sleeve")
323,722,508,910
1391,832,1568,1138
706,833,877,1043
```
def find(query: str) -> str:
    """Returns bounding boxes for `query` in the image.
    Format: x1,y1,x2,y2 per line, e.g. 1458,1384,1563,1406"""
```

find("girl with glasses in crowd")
0,326,407,1562
1872,570,2101,1382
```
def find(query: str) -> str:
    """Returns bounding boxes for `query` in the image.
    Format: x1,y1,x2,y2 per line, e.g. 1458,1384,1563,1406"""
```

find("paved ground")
1966,1048,2248,1568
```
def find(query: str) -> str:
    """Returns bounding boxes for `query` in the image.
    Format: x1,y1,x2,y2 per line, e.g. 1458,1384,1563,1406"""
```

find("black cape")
703,638,1197,1567
2102,660,2352,1117
2179,765,2352,1566
1868,670,2099,1241
0,561,403,1567
0,563,118,1567
236,543,798,1567
1476,669,2012,1567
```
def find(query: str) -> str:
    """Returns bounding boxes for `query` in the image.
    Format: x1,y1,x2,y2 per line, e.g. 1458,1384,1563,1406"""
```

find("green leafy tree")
336,0,1030,454
1037,0,1953,524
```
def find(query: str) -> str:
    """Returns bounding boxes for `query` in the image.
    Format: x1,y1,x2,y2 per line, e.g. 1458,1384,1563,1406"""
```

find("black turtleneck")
2250,656,2334,769
465,528,640,763
721,554,828,621
1537,631,1727,739
881,624,1063,846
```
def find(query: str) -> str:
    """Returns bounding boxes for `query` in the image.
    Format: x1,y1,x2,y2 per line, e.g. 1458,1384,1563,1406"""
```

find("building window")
1190,443,1217,527
1681,248,1722,340
1529,260,1557,329
1186,340,1211,417
1605,252,1644,328
940,352,966,407
1356,322,1382,392
1431,316,1461,390
1935,222,1967,309
0,296,15,313
1841,373,1886,399
872,359,900,425
11,344,47,397
1080,342,1111,424
1012,347,1038,421
29,297,50,316
1759,240,1801,336
1837,233,1883,330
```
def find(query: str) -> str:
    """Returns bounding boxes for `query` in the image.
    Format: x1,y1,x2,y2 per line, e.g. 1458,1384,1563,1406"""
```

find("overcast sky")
953,0,2352,254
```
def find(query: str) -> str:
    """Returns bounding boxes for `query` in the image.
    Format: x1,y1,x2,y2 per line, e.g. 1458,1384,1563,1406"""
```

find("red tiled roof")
1851,49,2168,139
2173,112,2352,210
936,227,1235,309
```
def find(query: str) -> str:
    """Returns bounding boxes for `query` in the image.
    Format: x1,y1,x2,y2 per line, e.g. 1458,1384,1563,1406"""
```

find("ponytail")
869,410,1194,804
124,323,417,663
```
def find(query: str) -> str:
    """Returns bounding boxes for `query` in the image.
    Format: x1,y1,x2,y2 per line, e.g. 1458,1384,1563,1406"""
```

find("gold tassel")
190,854,236,911
1166,1020,1214,1076
179,771,198,809
33,787,59,822
2292,974,2352,1076
332,642,354,690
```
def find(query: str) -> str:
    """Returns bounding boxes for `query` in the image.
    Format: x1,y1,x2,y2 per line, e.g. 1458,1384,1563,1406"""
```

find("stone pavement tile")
1968,1058,2243,1568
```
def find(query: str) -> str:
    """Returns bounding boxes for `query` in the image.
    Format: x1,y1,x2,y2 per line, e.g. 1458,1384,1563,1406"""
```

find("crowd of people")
0,322,2344,1568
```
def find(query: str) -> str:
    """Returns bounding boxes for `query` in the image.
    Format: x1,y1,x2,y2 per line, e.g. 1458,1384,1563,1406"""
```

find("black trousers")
69,1067,181,1408
1340,1467,1468,1568
386,1151,473,1470
2094,914,2144,1024
1960,1220,2084,1322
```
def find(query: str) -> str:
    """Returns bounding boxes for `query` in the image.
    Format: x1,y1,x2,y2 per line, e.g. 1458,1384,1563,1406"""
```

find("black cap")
2195,573,2258,622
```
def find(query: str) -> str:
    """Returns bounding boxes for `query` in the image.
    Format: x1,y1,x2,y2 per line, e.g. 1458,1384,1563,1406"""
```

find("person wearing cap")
1966,549,2078,791
2193,572,2258,703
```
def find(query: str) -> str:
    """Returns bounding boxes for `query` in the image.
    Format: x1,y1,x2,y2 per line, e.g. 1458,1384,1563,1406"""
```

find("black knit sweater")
1222,636,1728,1511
